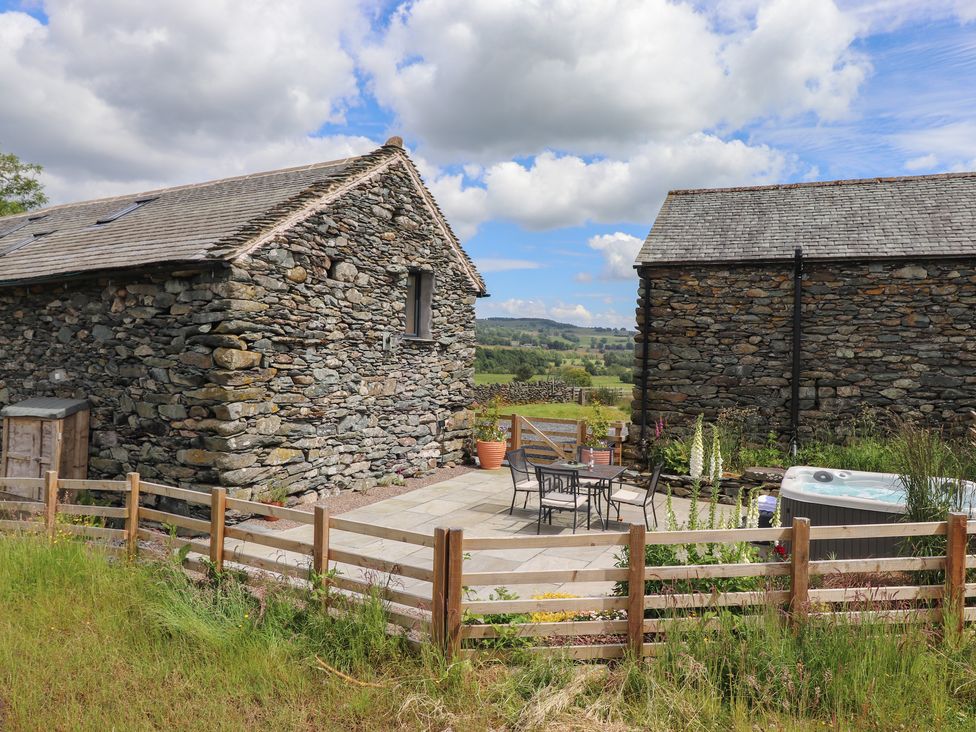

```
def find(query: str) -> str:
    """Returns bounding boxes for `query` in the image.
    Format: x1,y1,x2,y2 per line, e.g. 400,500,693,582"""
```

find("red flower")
774,544,788,558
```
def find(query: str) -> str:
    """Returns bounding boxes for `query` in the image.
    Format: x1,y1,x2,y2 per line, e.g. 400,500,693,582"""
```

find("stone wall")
0,158,478,499
473,380,574,405
633,258,976,438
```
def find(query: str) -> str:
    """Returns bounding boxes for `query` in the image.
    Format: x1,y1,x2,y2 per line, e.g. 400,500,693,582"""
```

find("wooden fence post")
627,523,646,657
44,470,58,539
432,527,448,652
576,420,586,459
945,512,968,638
209,487,227,572
313,507,331,610
789,517,810,623
445,527,464,662
125,472,140,558
510,415,522,451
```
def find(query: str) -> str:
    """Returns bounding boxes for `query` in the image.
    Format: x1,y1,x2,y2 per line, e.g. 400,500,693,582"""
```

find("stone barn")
632,172,976,449
0,138,486,500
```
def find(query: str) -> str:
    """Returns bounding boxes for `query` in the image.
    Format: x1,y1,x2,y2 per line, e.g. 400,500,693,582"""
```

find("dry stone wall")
0,159,478,500
472,380,574,405
634,258,976,438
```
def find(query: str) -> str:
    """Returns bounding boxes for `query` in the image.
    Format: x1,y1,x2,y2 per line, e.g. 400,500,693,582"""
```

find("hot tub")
780,466,976,560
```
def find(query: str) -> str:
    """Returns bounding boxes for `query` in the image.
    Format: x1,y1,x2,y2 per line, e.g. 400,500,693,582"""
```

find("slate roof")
0,143,486,293
636,171,976,266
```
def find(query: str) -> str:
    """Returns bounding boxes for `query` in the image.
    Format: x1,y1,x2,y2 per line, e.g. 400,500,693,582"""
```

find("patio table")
551,461,627,529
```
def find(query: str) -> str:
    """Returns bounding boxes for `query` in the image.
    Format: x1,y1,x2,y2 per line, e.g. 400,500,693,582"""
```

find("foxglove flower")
689,414,704,481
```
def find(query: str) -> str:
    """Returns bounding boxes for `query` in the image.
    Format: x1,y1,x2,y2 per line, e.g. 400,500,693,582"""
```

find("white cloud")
364,0,869,163
904,153,938,171
586,232,643,280
473,258,542,273
893,122,976,172
838,0,976,31
0,2,373,202
429,134,789,235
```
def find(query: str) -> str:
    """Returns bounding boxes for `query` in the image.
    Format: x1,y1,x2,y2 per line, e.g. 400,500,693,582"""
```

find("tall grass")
4,534,976,730
0,534,481,731
492,612,976,731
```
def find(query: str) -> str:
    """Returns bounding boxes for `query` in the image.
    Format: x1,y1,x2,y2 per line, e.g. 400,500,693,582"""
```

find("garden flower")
689,414,704,481
709,426,723,485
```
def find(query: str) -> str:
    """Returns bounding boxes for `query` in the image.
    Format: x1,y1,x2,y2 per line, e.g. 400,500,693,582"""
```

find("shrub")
558,365,592,386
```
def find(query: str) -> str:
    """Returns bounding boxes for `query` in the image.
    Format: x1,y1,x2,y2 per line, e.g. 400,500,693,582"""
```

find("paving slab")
224,469,714,603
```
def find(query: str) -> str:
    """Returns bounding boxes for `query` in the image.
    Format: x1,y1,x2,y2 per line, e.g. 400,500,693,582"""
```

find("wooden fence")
501,414,627,464
0,473,435,638
454,516,976,660
1,473,974,663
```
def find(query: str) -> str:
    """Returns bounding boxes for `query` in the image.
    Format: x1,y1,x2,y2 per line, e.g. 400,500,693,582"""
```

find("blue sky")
1,1,974,328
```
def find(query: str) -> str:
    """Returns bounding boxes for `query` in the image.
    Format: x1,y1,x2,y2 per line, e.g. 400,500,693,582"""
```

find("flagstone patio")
223,469,713,603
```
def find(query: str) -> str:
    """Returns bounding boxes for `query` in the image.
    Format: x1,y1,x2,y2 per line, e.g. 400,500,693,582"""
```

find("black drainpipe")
637,266,653,469
789,247,804,456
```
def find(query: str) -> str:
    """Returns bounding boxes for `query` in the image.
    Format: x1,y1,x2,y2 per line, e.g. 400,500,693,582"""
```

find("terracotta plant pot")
579,447,612,466
477,440,507,470
260,500,284,521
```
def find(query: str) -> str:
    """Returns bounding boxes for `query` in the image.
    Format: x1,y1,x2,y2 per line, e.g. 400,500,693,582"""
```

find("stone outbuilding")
0,139,486,500
632,172,976,449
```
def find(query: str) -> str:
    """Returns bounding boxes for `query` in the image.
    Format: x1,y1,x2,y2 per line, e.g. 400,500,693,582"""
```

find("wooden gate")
502,414,626,464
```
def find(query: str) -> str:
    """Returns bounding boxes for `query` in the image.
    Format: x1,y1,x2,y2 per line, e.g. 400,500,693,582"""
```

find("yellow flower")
529,592,579,624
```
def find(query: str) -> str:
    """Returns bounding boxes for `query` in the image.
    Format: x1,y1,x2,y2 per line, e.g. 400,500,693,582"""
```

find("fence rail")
0,473,974,663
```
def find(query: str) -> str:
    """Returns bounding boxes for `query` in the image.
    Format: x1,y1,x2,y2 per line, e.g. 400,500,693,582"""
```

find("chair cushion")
541,492,588,508
515,478,539,491
609,488,645,505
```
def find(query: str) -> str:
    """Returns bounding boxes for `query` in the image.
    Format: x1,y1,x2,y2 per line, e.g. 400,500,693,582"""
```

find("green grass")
474,372,514,384
3,535,976,731
0,534,478,731
505,402,629,421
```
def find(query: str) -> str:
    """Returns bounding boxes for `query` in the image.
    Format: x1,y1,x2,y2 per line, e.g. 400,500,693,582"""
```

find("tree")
0,149,47,217
559,366,592,387
513,364,535,382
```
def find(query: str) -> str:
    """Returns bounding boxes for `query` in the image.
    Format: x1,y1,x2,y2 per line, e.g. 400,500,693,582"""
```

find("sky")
1,1,974,329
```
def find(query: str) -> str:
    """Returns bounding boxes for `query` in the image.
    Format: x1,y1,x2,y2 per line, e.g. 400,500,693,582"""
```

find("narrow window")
405,271,421,337
404,271,433,339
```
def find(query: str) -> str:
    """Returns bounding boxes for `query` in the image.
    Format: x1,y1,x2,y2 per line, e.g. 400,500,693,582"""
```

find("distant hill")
476,317,634,350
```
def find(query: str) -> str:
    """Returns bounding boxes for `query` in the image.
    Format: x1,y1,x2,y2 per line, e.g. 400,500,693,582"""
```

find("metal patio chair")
535,465,590,534
606,463,661,530
505,448,537,514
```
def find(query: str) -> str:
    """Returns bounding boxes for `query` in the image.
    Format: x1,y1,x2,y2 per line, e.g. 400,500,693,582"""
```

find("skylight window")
0,214,48,239
0,230,55,257
95,197,156,225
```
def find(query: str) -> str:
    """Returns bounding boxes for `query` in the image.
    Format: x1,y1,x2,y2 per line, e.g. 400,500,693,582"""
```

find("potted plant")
258,483,288,522
474,399,507,470
580,405,612,465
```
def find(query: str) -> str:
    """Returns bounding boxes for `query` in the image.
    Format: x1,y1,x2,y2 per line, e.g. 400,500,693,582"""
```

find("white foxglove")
689,414,704,481
709,426,723,485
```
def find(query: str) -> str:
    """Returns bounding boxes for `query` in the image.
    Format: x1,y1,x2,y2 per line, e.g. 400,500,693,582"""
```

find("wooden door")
1,417,61,499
